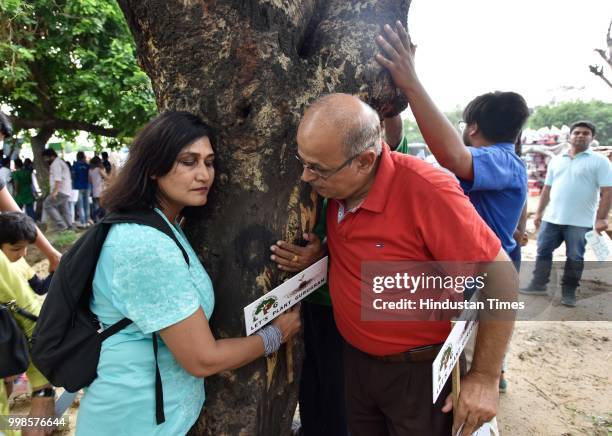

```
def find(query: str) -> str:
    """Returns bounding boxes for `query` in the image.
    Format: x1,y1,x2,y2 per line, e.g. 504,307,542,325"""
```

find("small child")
0,211,53,295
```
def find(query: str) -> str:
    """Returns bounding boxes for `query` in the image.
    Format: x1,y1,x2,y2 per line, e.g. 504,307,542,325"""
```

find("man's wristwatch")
31,387,56,398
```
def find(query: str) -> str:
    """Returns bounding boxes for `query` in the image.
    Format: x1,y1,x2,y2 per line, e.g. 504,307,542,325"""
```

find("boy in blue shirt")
375,23,528,261
375,22,528,396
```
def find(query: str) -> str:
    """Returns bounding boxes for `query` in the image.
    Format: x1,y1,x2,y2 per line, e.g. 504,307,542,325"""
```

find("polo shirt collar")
562,147,593,157
494,142,515,152
360,144,395,214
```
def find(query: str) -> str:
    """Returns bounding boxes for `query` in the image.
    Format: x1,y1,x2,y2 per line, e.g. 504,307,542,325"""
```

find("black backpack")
0,302,36,378
31,209,190,425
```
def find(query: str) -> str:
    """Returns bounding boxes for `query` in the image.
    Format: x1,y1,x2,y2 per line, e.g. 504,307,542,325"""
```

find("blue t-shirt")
543,148,612,227
76,210,215,436
459,143,527,255
72,160,90,190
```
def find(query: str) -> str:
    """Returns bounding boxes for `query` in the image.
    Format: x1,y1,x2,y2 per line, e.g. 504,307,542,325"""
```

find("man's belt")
366,343,444,363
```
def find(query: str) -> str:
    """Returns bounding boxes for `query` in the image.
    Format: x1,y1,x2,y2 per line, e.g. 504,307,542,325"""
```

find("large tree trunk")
117,1,409,434
31,127,53,193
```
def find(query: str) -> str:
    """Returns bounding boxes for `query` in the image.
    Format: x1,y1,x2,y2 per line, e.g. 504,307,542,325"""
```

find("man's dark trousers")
299,301,348,436
343,343,452,436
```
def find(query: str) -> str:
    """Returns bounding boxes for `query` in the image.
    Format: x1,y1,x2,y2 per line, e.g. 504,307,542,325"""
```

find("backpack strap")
153,333,165,424
99,318,133,341
103,210,190,266
2,301,39,322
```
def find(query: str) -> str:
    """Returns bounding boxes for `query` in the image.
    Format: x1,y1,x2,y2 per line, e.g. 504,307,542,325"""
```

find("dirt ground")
495,196,612,435
8,197,612,435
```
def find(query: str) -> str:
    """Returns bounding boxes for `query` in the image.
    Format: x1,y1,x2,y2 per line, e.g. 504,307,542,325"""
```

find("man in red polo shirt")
283,93,517,436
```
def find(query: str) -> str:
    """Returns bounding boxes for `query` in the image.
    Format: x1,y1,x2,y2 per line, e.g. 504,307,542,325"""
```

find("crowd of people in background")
0,146,113,232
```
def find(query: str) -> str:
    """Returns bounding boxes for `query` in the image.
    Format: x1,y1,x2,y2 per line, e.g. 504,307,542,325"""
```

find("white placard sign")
473,422,491,436
244,256,328,335
432,310,478,403
457,422,491,436
586,230,611,261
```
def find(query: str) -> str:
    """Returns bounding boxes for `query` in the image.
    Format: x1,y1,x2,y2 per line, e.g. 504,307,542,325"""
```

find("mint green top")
76,210,215,436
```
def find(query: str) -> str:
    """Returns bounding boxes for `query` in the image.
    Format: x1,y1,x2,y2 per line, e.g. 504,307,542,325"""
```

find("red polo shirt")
327,145,501,356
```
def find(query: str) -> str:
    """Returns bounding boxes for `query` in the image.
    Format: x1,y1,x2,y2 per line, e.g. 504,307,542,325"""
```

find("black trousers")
299,302,349,436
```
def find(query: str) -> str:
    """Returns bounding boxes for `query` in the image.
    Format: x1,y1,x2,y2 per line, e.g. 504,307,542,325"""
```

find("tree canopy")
0,0,156,149
528,100,612,146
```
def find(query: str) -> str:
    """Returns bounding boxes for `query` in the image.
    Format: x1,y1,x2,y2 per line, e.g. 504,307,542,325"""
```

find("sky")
406,0,612,112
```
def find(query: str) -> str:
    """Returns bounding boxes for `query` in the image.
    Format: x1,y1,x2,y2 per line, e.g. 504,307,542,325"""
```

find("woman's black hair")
102,111,215,214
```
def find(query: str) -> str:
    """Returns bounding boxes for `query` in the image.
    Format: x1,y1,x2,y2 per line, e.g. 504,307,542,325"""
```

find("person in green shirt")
12,159,36,221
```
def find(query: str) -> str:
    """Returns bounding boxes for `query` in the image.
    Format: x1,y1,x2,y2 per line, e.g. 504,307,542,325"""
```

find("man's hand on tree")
441,370,499,435
270,233,325,272
374,21,418,92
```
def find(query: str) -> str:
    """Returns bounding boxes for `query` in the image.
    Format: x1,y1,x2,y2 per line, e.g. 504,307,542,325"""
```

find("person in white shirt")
42,148,73,230
88,155,108,222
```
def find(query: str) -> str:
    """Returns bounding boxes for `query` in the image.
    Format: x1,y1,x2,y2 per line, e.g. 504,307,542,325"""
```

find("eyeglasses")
295,146,373,180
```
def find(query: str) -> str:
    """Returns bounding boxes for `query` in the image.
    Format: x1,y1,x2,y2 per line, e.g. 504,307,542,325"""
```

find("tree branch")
594,48,612,69
9,116,119,137
589,65,612,89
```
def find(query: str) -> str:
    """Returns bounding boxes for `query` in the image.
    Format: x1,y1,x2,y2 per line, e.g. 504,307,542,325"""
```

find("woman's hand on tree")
272,305,301,343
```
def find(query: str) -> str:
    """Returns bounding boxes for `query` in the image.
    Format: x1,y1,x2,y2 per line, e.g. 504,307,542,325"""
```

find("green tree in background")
402,106,464,144
528,100,612,146
0,0,156,179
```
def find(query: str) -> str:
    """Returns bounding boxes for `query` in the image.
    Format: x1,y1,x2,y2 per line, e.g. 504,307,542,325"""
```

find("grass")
590,414,612,435
47,229,80,251
24,228,84,266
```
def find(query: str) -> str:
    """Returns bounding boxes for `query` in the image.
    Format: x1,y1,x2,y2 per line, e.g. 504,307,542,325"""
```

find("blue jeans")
91,197,105,222
76,189,90,225
530,221,590,292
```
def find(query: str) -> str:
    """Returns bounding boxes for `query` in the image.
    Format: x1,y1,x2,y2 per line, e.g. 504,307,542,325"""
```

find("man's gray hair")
343,103,382,158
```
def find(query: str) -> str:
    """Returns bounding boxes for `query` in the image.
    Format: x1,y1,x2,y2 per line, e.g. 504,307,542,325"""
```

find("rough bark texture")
117,1,410,435
31,128,54,191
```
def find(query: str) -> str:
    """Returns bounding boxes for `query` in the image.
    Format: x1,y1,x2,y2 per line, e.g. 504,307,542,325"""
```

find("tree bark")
117,1,410,435
30,127,54,193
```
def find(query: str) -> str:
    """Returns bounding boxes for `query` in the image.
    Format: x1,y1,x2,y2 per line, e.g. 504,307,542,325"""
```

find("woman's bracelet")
255,324,283,356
